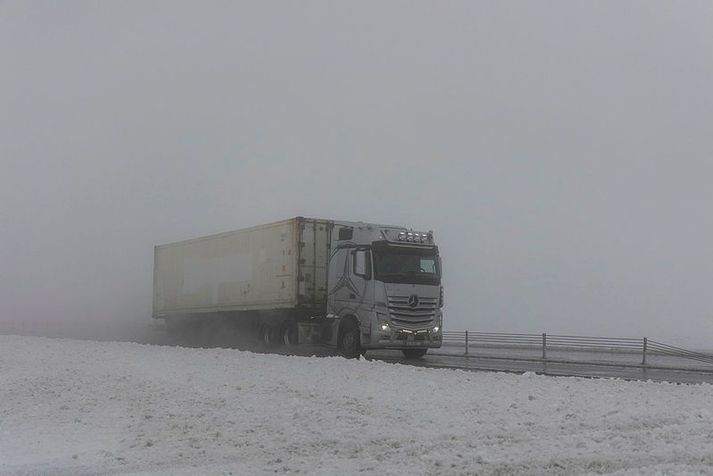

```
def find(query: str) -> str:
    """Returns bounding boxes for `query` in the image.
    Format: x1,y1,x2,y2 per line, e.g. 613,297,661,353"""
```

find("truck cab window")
353,250,371,279
420,257,437,274
372,245,440,285
338,227,353,240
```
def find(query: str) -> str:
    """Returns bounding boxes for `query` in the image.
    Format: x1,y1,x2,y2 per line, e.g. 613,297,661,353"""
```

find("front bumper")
365,326,442,349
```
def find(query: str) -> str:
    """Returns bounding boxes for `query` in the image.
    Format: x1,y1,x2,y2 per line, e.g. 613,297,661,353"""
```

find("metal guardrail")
441,331,713,367
647,340,713,366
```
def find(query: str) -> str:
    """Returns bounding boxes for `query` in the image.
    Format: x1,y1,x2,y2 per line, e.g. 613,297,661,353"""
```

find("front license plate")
405,341,423,346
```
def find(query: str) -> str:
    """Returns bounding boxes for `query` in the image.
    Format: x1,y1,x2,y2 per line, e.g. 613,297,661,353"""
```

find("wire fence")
441,331,713,368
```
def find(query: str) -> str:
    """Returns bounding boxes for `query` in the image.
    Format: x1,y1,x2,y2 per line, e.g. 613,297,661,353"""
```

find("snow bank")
1,335,713,475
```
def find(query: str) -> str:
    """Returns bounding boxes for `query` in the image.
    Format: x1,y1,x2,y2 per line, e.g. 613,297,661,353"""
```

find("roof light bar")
396,231,432,243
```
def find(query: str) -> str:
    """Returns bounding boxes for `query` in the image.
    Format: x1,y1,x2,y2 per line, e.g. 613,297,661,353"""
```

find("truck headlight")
376,312,390,332
432,326,440,333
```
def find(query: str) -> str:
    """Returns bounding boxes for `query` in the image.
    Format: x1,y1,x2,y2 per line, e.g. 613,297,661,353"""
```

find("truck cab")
325,222,443,358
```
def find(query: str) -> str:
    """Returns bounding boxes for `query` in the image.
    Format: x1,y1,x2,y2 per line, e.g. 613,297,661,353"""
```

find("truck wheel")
261,325,280,348
281,321,298,346
339,320,362,359
402,349,428,359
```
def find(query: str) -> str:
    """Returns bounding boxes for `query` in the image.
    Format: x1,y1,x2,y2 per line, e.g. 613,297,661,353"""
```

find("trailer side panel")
153,219,302,317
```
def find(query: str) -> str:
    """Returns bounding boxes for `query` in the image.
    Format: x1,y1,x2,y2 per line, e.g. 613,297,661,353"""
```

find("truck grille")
387,295,437,326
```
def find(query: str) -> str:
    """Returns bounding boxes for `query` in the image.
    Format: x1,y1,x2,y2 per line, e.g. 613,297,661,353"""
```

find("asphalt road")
367,349,713,385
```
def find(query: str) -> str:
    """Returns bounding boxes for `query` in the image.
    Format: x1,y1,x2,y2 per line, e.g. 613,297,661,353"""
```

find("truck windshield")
372,246,440,285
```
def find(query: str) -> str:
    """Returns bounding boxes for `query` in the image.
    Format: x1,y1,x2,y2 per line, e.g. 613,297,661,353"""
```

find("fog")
1,1,712,346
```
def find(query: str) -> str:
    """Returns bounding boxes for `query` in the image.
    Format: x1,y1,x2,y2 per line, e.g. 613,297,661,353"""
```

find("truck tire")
261,324,280,348
402,349,428,359
281,320,298,346
339,320,362,359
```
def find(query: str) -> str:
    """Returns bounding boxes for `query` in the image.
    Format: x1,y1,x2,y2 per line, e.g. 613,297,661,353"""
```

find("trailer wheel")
339,320,362,359
281,321,298,346
402,349,428,359
261,325,279,348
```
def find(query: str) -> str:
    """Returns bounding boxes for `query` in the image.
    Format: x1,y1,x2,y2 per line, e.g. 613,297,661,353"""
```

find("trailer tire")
339,319,362,359
261,324,280,348
281,320,298,346
402,349,428,359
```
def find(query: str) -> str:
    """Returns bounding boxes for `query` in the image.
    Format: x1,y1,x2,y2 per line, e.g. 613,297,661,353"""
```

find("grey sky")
2,1,713,344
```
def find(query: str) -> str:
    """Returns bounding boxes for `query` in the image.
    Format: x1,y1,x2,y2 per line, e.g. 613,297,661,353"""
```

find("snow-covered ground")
2,336,713,475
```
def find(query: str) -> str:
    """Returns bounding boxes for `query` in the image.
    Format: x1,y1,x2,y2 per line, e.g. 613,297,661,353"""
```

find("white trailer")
153,217,443,358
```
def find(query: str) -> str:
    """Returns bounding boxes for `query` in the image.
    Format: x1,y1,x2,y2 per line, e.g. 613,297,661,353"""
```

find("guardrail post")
465,330,469,355
642,337,647,365
542,333,547,360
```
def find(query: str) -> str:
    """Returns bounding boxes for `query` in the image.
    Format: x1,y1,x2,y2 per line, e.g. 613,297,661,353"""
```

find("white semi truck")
153,217,443,358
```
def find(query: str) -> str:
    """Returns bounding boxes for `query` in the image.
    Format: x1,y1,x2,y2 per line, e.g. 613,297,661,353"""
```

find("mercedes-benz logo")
408,294,419,308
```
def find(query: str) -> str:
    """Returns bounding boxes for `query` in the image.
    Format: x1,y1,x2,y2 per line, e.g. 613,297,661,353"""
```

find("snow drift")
1,335,713,475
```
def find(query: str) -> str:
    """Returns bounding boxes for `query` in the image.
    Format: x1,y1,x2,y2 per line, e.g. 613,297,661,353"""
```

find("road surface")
368,349,713,384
